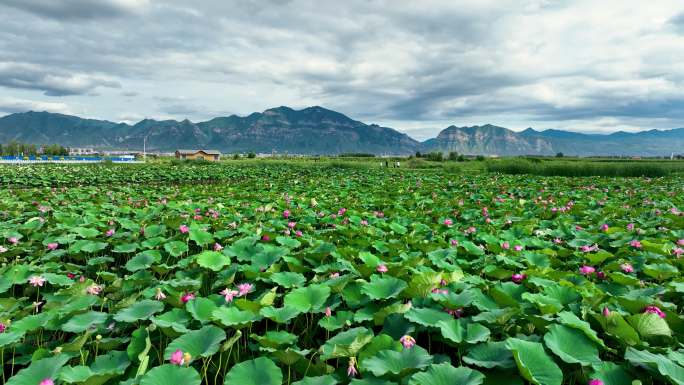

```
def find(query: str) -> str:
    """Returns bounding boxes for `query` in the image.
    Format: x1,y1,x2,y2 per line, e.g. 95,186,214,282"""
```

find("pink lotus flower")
629,240,642,249
588,379,604,385
86,284,102,295
465,226,476,234
511,273,526,284
169,349,191,365
287,221,297,229
600,224,609,232
621,263,634,273
295,230,302,237
105,229,115,237
237,283,253,296
399,335,416,349
644,305,666,318
282,210,290,218
325,307,332,317
330,272,340,279
579,265,595,275
602,307,610,317
213,242,223,251
596,271,606,280
39,379,54,385
180,292,195,303
261,235,270,242
678,239,684,246
501,241,510,250
29,275,46,287
481,207,489,217
179,224,189,234
450,239,458,246
443,218,453,226
360,220,368,226
8,237,18,245
627,223,634,231
376,264,388,273
220,288,239,303
580,244,599,253
674,247,684,257
514,245,523,252
553,238,563,244
47,243,58,250
347,357,358,377
0,322,6,333
338,208,347,216
155,288,166,300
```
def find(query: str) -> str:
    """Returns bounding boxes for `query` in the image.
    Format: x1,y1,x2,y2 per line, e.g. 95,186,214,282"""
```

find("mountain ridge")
0,107,682,156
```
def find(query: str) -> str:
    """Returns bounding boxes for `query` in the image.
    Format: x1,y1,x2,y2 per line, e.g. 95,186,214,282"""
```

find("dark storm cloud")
0,62,121,96
0,0,683,133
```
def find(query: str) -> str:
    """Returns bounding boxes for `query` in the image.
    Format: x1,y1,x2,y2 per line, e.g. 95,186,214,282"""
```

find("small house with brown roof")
174,149,221,161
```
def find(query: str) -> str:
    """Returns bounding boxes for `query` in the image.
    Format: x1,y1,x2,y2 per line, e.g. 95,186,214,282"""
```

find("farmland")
1,162,683,385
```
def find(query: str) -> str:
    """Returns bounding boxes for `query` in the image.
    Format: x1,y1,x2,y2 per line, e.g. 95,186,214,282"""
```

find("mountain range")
0,106,682,156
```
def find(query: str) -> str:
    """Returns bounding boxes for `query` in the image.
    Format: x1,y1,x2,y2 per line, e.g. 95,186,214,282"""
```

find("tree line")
0,141,69,156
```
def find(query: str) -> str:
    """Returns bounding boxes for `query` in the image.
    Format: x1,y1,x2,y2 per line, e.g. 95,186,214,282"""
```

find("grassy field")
0,161,683,385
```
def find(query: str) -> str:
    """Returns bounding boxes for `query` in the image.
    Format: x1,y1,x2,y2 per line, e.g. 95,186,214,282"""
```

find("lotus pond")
1,163,683,385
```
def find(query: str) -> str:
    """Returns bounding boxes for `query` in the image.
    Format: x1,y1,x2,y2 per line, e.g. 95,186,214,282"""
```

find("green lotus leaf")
271,271,307,288
260,306,302,323
113,242,139,253
404,307,452,327
164,241,189,257
6,355,71,385
195,250,230,271
362,345,433,377
252,330,298,348
0,330,25,348
186,297,219,324
224,357,283,385
321,327,374,360
114,300,164,322
361,275,408,300
189,225,214,245
557,311,605,348
164,325,226,361
589,362,634,385
624,347,684,385
125,250,161,271
213,306,262,327
62,311,108,332
463,341,516,369
505,338,562,385
592,312,640,346
543,324,601,366
627,312,672,339
140,364,201,385
152,309,191,332
292,375,338,385
284,284,331,313
408,363,485,385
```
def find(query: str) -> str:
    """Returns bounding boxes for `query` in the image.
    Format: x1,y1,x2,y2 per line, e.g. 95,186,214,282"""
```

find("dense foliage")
1,163,683,385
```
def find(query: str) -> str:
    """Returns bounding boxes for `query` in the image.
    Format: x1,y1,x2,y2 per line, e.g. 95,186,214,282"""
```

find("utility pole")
143,134,148,161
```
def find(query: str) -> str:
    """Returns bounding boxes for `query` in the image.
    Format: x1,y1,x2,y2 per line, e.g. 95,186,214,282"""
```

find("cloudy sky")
1,0,683,139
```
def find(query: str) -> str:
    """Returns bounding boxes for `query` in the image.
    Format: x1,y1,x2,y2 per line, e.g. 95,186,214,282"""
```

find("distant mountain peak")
0,108,682,156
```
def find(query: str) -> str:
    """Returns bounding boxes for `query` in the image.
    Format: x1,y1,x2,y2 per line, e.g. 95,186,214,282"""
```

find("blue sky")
1,0,683,139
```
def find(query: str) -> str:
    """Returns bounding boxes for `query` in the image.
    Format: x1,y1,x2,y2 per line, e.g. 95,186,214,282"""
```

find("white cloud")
0,97,72,115
0,0,683,136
